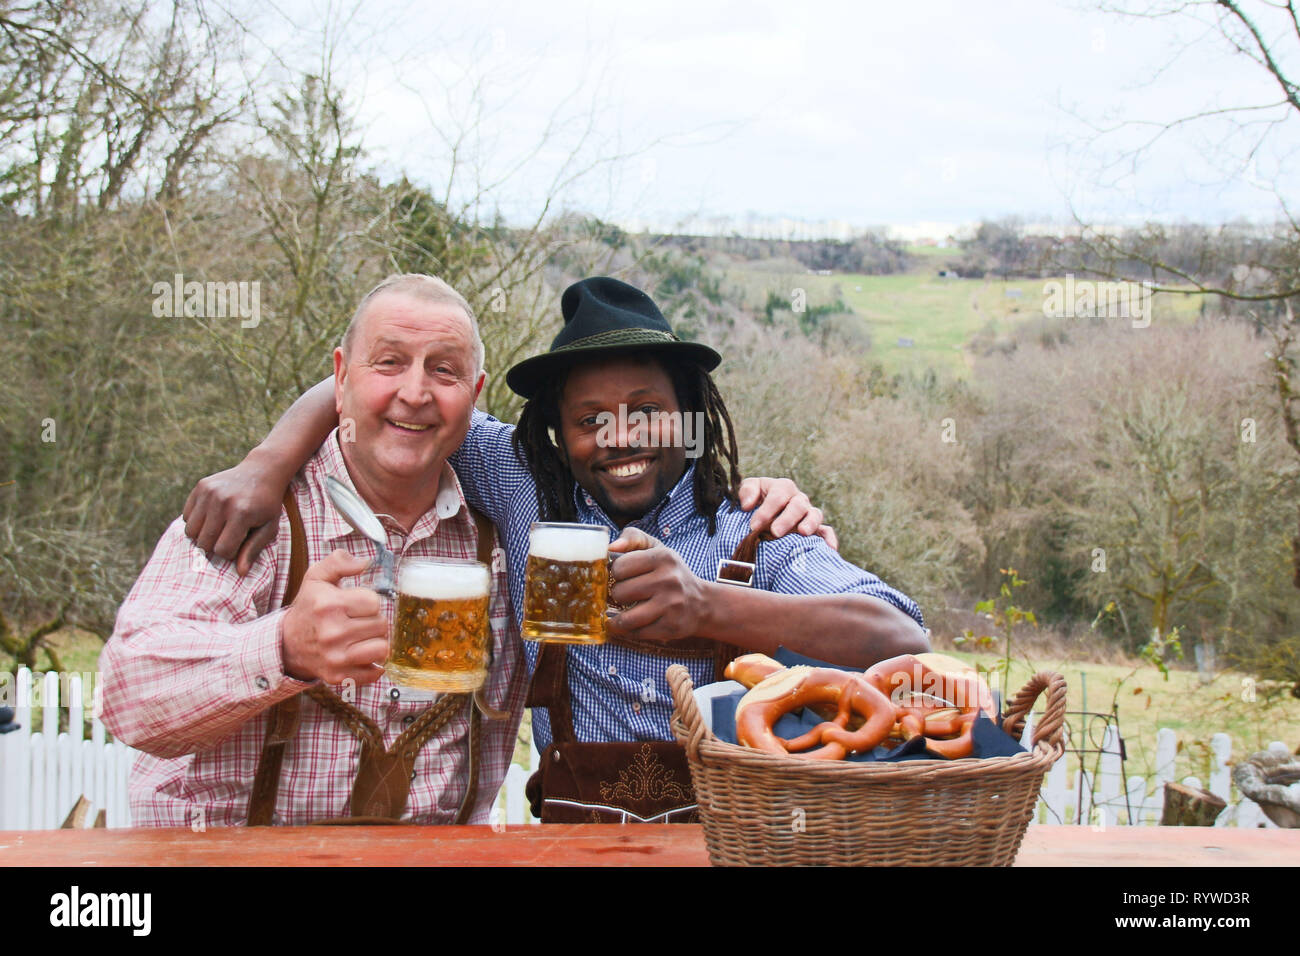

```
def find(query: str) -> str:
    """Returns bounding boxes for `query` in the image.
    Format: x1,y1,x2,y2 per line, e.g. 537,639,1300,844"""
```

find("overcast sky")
262,0,1300,234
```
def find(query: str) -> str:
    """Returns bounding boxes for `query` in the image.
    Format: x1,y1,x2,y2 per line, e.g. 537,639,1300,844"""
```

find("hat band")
551,327,680,354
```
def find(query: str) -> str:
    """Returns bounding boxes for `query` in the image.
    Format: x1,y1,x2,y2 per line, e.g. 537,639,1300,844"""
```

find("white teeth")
390,420,432,431
608,460,649,478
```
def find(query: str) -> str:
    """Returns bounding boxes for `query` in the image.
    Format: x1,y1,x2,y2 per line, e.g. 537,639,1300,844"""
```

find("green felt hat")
505,276,721,400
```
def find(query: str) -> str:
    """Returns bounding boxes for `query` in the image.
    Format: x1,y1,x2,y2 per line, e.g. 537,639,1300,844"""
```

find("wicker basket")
667,664,1067,866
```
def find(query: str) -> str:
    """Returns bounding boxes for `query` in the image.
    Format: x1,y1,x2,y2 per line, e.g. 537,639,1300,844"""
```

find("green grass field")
724,250,1206,377
901,244,958,260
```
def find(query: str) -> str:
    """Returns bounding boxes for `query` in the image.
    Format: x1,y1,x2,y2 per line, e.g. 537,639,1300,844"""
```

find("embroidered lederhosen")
246,491,499,826
523,530,765,824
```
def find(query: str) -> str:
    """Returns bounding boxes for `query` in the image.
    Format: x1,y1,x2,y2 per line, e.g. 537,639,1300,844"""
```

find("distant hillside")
647,231,910,275
716,249,1204,377
544,219,1209,378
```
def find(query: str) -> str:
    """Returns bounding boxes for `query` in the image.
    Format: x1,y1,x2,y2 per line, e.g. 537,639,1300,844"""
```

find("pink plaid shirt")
99,431,527,827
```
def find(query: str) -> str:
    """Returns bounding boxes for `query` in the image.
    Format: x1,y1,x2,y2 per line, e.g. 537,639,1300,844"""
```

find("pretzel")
917,717,978,759
726,652,994,761
725,652,849,726
734,666,896,760
724,653,787,689
864,653,997,720
863,653,989,759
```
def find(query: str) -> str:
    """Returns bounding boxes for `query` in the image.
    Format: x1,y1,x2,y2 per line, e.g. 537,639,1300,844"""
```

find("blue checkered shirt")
450,410,924,749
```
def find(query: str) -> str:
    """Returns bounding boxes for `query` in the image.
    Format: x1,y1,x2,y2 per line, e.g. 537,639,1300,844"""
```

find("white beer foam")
529,526,608,562
399,561,488,600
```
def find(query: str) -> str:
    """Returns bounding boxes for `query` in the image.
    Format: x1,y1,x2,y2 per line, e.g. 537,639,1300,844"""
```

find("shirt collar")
314,429,466,544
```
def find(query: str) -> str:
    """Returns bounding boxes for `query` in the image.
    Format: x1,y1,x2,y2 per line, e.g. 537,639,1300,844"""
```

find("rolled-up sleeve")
98,517,313,758
756,535,925,629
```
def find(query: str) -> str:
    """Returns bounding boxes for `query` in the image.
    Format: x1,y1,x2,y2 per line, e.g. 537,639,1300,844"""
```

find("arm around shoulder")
448,408,525,523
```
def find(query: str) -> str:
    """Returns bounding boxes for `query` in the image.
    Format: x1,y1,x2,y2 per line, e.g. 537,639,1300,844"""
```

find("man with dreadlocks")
183,275,927,823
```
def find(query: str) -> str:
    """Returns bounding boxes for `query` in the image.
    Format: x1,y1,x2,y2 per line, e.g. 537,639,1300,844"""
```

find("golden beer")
522,523,610,644
386,559,491,692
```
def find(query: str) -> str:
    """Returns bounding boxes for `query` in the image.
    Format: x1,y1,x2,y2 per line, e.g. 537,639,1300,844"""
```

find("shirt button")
436,486,461,518
607,665,617,676
390,688,401,701
255,676,269,691
632,701,642,713
661,527,670,537
584,493,594,506
403,715,415,726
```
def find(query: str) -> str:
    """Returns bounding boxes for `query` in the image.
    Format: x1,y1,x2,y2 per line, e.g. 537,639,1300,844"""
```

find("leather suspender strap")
527,644,577,745
247,492,309,826
283,491,310,604
310,684,471,820
706,525,768,681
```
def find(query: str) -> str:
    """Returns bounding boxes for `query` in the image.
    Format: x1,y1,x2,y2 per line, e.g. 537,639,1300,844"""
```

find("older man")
100,273,527,826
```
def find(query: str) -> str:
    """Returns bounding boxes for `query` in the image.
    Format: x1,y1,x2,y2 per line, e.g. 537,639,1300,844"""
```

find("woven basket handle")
667,664,707,759
999,671,1067,752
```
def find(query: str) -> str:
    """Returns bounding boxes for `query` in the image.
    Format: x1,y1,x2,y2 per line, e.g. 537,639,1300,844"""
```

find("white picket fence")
500,741,540,826
1020,711,1290,828
0,669,132,829
0,667,540,830
0,668,1291,830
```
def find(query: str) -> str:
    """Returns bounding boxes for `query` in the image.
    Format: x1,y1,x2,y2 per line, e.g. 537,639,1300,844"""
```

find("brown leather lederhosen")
246,491,499,826
523,529,766,824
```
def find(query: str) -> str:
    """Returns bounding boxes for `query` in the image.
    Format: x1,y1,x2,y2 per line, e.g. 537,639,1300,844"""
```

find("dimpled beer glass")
386,558,491,692
522,522,610,644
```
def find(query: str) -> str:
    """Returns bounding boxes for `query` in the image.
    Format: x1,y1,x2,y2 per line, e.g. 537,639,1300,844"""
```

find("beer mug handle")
474,601,509,720
473,686,509,719
346,556,394,673
604,553,619,617
343,554,395,600
372,550,396,597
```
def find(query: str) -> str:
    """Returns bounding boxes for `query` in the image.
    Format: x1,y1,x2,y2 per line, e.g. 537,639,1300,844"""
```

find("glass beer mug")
385,557,491,692
521,522,612,644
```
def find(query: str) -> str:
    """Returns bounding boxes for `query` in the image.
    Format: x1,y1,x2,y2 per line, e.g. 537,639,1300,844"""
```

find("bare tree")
0,3,663,647
0,0,247,214
1063,3,1300,632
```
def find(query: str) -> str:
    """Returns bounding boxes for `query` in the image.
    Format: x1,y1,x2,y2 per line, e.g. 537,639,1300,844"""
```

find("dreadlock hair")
511,351,743,535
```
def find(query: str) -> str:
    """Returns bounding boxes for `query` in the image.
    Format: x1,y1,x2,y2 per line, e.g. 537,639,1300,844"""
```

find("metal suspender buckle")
715,558,755,587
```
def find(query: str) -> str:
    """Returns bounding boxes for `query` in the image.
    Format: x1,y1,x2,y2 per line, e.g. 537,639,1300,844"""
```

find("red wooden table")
1,824,1296,866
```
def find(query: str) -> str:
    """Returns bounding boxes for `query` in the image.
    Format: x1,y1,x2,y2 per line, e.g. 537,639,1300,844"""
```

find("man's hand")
183,450,293,576
606,528,709,644
737,477,838,551
281,551,389,685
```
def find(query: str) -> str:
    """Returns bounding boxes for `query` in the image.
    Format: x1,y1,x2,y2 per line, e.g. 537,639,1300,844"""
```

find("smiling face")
557,355,689,527
333,290,484,524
